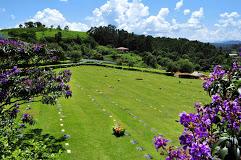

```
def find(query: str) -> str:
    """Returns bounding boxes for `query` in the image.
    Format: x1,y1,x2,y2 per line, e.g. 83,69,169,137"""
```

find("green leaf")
220,147,228,159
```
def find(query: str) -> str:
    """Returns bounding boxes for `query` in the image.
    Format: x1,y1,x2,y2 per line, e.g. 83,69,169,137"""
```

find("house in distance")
116,47,129,52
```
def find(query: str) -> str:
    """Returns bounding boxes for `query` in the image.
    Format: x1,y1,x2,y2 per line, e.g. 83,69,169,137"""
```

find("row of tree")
88,25,231,71
19,21,69,31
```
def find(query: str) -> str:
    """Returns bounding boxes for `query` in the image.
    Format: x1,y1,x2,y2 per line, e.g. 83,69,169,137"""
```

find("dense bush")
176,59,194,73
96,45,118,55
0,40,72,159
166,61,179,73
67,50,82,62
116,53,145,68
142,52,158,68
88,25,230,71
0,40,63,68
154,62,241,159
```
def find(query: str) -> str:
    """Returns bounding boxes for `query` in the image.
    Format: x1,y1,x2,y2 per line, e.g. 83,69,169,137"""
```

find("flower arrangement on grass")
112,124,125,137
154,62,241,160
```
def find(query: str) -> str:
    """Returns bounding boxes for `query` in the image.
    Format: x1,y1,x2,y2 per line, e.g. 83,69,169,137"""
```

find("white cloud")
175,0,183,10
10,14,15,20
28,8,89,31
87,1,208,40
187,8,204,28
30,8,66,26
141,8,171,34
215,11,241,28
22,2,241,42
183,9,190,15
220,12,239,18
86,0,150,32
208,11,241,41
60,0,68,2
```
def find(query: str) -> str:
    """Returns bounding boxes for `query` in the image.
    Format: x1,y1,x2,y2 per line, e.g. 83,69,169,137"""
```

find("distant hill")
212,40,241,48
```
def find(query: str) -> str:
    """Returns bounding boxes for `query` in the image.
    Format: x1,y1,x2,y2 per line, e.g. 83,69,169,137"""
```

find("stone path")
57,102,71,154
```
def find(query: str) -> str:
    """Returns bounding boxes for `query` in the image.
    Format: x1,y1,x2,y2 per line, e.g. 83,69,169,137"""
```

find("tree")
19,24,23,28
0,39,72,159
88,25,230,71
34,21,44,28
143,52,157,68
55,32,62,42
166,61,179,73
24,21,35,28
176,58,194,73
68,51,82,62
64,25,69,31
57,25,62,30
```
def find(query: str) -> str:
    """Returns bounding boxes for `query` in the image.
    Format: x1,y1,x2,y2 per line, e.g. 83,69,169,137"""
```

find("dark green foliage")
0,23,231,71
88,25,230,71
57,25,62,30
166,61,179,73
0,128,66,159
176,59,194,73
55,32,62,42
93,52,104,60
64,26,69,31
142,52,157,68
67,51,82,62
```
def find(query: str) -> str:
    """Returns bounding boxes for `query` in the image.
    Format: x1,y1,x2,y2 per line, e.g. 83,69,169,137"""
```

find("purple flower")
65,90,72,98
166,148,190,160
10,108,20,118
194,127,208,138
21,113,34,125
11,66,21,74
179,112,198,128
212,94,222,103
153,135,169,150
190,142,211,159
212,65,226,78
232,62,239,70
179,131,194,149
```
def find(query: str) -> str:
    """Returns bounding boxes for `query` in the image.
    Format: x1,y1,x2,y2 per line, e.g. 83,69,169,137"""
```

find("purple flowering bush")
0,40,72,159
154,62,241,160
0,39,62,69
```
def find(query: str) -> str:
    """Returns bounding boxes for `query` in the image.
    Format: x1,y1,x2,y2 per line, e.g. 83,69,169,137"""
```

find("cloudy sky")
0,0,241,42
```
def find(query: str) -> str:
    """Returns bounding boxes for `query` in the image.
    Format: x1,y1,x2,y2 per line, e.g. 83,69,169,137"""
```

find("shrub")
176,58,194,73
0,40,72,159
157,56,172,67
143,52,157,68
166,61,179,73
67,50,82,62
154,62,241,159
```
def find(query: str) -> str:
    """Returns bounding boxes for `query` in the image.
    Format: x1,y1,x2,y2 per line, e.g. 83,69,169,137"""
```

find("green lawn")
30,65,210,160
36,30,88,40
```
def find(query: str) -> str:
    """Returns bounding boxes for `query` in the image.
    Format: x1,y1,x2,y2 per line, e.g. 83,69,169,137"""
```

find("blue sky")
0,0,241,42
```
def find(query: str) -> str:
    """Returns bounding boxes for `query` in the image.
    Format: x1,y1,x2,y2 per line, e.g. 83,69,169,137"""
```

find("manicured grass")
31,65,210,160
36,30,88,40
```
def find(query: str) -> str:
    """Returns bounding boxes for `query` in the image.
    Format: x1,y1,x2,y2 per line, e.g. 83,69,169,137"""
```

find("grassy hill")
0,28,88,41
28,65,210,160
35,30,88,41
